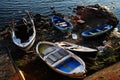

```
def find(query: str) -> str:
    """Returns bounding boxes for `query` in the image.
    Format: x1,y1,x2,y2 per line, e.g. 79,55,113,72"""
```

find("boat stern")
69,66,86,78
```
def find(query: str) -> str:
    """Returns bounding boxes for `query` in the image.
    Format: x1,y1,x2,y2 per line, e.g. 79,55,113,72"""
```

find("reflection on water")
0,0,120,27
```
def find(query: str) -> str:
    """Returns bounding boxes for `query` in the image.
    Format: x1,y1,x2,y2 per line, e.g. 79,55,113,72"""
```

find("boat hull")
36,41,86,78
55,41,97,53
18,37,35,51
12,18,36,52
81,25,113,38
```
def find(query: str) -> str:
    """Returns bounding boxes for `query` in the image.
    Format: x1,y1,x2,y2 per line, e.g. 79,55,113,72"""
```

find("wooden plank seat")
89,32,95,35
59,22,67,27
42,47,56,56
45,49,69,65
96,29,102,32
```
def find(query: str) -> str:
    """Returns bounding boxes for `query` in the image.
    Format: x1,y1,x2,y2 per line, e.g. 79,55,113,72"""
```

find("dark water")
0,0,120,28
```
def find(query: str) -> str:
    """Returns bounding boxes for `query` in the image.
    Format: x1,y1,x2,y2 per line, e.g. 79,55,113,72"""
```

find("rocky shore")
0,4,120,80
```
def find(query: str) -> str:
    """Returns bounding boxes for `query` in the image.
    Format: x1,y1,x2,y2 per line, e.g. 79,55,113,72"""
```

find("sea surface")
0,0,120,28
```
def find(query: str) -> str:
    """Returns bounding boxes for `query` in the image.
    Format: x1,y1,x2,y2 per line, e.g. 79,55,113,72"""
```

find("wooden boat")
12,13,36,51
51,16,73,32
81,25,113,38
36,41,86,78
55,41,97,53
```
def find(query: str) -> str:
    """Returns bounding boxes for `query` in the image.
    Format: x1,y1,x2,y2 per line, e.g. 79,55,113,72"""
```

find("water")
0,0,120,27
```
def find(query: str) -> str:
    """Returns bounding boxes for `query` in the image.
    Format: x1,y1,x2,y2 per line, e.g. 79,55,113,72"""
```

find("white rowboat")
55,41,97,53
12,13,36,51
36,41,86,78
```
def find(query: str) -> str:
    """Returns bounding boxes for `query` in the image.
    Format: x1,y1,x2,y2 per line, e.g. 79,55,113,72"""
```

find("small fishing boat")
12,12,36,51
51,16,73,32
55,41,97,53
81,25,113,38
36,41,86,78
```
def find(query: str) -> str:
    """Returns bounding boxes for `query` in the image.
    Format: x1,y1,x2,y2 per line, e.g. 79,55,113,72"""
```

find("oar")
7,47,25,80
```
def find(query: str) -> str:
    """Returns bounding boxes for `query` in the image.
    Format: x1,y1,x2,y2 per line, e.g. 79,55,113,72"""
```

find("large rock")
74,4,119,28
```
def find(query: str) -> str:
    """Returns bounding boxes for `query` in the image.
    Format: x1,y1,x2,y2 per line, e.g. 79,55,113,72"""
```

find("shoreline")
0,4,120,80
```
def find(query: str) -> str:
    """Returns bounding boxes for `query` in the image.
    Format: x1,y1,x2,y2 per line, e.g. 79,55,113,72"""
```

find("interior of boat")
14,19,33,43
45,48,68,65
38,43,82,73
55,57,81,73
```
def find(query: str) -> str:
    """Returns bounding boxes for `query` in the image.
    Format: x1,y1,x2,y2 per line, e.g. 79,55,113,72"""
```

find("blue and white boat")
36,41,86,78
51,16,73,32
81,25,113,38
